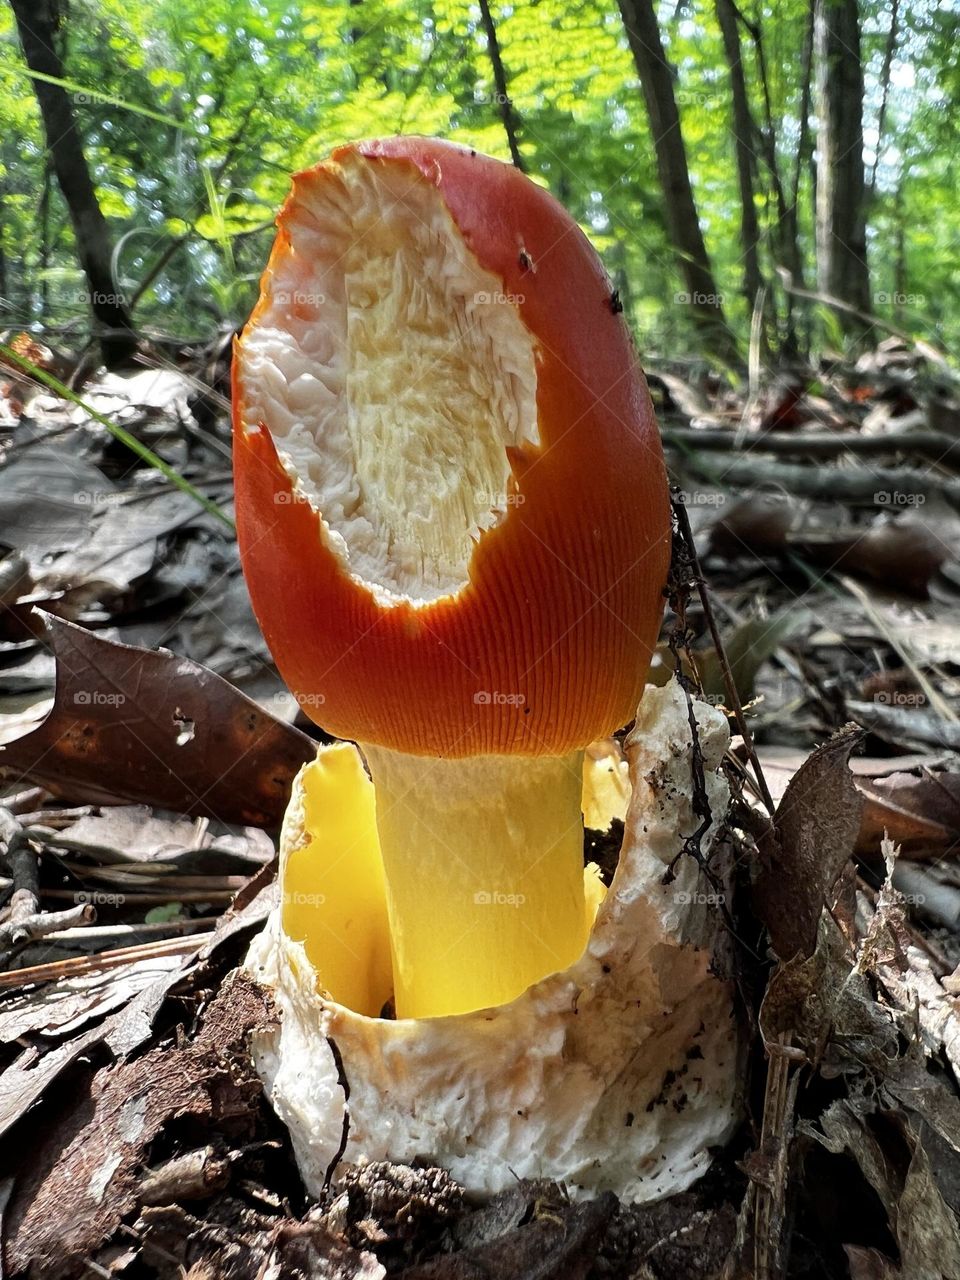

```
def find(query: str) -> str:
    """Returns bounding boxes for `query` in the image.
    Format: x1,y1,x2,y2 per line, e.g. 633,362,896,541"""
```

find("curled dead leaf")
753,725,865,961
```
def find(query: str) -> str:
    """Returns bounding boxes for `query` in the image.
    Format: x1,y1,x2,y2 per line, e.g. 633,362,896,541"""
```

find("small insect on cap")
233,137,671,758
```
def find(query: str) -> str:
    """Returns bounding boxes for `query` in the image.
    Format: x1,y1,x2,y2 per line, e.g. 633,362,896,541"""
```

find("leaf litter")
1,338,960,1275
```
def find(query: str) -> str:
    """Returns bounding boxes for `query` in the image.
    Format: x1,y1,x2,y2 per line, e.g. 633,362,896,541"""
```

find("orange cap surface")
233,137,670,758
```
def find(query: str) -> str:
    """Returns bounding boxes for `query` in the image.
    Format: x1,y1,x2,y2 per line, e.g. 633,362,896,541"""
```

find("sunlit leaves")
0,0,955,350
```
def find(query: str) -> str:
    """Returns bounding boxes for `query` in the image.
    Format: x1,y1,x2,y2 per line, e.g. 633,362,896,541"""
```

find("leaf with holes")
0,613,315,826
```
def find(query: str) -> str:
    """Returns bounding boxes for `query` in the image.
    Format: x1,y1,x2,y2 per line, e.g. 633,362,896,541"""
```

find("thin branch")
790,0,816,215
869,0,899,198
672,492,776,815
476,0,526,172
0,933,212,988
661,426,960,470
0,903,96,951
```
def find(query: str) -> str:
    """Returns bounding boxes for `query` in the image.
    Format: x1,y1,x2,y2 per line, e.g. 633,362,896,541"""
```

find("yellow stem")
362,744,588,1019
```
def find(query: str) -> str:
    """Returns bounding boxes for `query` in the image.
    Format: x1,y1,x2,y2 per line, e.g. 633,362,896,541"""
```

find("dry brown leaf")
844,1244,902,1279
858,771,960,859
848,700,960,754
753,725,865,960
709,493,798,560
794,519,947,598
0,613,315,827
710,496,946,596
400,1193,617,1280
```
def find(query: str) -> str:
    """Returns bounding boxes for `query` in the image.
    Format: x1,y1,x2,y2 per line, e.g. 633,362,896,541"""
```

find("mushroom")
236,139,739,1198
247,681,737,1201
233,137,672,1019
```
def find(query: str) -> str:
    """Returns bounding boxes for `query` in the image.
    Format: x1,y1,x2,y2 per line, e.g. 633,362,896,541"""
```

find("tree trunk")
893,176,906,327
790,0,816,354
476,0,525,172
0,187,7,310
791,0,816,218
869,0,899,197
714,0,763,316
733,2,806,352
10,0,135,366
617,0,738,363
38,161,51,321
814,0,871,332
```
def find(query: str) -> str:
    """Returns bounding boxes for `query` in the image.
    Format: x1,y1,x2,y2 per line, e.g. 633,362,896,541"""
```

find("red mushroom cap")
233,137,670,757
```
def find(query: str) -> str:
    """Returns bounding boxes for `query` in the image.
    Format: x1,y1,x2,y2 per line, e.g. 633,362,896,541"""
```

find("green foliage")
0,0,957,355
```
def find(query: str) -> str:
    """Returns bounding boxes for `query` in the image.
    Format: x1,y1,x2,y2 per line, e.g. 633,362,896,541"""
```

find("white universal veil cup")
245,681,740,1203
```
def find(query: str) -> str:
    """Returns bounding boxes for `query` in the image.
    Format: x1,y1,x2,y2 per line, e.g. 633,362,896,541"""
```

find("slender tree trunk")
38,161,51,321
617,0,738,362
10,0,135,365
609,238,633,321
790,0,816,355
476,0,525,172
791,0,816,218
893,176,906,327
715,0,763,315
731,1,805,352
814,0,872,331
0,187,7,309
869,0,899,197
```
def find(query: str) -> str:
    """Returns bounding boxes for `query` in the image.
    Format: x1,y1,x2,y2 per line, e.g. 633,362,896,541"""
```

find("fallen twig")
0,811,40,932
752,1034,803,1280
663,426,960,471
680,454,960,508
847,699,960,751
139,1146,230,1205
0,902,95,950
0,932,212,988
40,918,218,946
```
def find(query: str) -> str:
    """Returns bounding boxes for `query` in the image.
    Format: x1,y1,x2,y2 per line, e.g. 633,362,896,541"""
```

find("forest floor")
1,331,960,1278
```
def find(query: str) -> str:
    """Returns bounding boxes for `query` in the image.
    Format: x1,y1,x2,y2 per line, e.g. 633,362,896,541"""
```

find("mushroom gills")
237,150,539,608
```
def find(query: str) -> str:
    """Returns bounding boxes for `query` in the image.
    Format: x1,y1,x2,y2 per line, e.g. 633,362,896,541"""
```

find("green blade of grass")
13,67,187,129
1,342,235,533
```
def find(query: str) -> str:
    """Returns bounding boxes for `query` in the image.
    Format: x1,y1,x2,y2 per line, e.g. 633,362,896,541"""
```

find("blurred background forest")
1,0,957,369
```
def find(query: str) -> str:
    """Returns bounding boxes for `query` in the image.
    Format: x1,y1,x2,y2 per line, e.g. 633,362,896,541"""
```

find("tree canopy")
1,0,957,362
